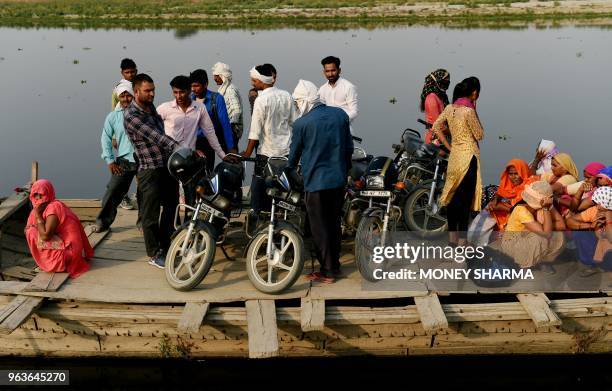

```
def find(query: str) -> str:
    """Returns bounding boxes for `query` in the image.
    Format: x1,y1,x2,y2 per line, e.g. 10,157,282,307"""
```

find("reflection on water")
0,26,610,198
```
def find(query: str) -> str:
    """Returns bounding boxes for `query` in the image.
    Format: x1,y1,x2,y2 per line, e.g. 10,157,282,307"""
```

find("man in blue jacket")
189,69,237,173
288,80,353,284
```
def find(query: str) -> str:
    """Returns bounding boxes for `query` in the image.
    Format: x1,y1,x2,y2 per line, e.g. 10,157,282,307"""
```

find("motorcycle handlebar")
226,153,257,162
418,119,432,128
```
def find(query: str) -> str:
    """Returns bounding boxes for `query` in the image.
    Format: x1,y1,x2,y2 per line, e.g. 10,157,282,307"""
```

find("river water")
0,26,610,197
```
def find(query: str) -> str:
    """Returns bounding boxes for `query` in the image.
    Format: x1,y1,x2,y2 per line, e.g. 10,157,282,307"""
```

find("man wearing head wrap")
288,80,354,284
212,62,244,144
242,64,298,230
95,81,138,233
318,56,358,135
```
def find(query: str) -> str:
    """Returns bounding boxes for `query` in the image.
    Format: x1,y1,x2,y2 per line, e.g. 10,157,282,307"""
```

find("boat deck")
0,195,611,358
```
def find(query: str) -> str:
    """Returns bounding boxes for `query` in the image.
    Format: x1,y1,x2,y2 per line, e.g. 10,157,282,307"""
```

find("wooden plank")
84,225,110,248
414,293,448,335
517,293,562,328
245,300,279,358
31,161,38,183
0,266,36,281
23,272,69,292
0,295,29,323
177,302,209,333
0,296,44,335
300,297,325,332
0,191,29,225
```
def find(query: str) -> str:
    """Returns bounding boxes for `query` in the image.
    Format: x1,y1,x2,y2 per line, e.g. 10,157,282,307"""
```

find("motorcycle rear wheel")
404,187,447,238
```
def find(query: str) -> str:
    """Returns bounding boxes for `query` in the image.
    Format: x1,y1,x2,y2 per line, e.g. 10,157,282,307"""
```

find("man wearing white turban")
95,81,138,232
242,64,298,230
288,80,354,284
212,62,244,144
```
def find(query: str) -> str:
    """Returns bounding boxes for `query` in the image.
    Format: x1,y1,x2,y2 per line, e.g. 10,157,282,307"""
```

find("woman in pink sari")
25,179,93,278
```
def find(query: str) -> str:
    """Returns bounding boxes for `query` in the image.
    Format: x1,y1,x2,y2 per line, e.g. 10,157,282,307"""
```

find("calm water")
0,26,611,198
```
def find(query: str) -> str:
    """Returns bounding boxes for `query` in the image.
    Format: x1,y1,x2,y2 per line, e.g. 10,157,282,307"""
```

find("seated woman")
487,159,537,231
566,162,606,213
566,186,612,276
490,180,566,269
25,179,93,278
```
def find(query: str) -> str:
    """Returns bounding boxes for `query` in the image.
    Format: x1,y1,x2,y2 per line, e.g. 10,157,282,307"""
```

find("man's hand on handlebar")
223,154,240,163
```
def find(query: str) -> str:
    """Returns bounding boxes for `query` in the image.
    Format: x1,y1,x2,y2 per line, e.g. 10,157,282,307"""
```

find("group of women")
421,69,612,275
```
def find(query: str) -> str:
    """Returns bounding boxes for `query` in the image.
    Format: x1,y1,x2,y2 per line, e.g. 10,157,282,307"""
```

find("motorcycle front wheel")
165,226,216,291
404,187,447,238
246,227,305,294
355,214,388,282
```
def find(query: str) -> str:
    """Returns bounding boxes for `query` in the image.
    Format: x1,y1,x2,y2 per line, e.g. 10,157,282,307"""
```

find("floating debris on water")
17,48,22,51
576,52,583,58
122,46,127,49
498,134,511,141
58,45,64,49
389,97,397,104
82,47,91,50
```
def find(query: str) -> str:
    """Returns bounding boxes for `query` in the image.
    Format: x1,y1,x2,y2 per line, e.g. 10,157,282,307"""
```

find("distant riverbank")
2,0,612,29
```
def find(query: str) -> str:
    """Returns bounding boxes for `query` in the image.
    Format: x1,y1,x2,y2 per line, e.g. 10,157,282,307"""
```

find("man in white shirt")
318,56,359,134
241,64,298,227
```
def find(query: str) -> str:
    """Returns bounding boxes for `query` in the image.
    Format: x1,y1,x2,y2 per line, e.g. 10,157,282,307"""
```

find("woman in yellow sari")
433,77,483,246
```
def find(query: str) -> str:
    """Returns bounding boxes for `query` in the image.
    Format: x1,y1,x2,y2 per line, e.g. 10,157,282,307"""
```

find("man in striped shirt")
123,74,179,269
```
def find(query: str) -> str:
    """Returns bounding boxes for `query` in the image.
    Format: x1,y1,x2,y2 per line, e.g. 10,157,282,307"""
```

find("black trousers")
304,187,345,276
136,167,179,257
96,158,137,230
447,155,478,239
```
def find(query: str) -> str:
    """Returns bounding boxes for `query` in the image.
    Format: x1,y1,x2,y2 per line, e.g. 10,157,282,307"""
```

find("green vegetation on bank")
0,0,611,29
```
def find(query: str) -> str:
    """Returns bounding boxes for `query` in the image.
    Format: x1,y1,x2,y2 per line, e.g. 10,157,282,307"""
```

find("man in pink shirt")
157,75,233,207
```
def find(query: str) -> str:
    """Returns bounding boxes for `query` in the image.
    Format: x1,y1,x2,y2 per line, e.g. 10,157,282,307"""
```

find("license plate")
360,190,391,197
200,203,225,218
278,201,297,212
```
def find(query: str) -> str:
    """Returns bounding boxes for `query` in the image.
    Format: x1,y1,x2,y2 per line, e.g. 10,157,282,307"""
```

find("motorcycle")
354,156,408,282
392,120,449,237
164,149,254,291
245,157,306,294
341,136,373,236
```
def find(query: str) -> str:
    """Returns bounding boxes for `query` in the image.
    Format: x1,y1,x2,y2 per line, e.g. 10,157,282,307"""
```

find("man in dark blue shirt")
288,80,353,284
190,69,237,172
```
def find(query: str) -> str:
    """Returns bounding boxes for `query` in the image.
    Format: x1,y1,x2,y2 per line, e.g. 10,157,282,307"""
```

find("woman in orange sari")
25,179,93,278
487,159,537,231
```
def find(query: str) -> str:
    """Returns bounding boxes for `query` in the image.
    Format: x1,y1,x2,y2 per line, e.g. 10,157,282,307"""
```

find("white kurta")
248,87,298,157
318,77,358,133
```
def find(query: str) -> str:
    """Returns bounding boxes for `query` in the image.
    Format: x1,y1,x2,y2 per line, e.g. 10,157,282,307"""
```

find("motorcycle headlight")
212,195,230,210
289,191,301,204
366,175,385,190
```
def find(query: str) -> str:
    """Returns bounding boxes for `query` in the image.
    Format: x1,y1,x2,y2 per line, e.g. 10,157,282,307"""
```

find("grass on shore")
0,0,609,30
0,0,559,19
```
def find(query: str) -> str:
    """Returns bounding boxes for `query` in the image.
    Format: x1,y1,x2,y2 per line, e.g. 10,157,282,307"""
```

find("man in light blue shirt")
95,82,137,232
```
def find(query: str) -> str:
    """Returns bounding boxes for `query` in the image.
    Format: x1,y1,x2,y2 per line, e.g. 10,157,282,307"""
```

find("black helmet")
167,148,207,184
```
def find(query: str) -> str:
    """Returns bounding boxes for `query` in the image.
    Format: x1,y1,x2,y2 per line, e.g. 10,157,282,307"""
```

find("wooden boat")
1,178,611,359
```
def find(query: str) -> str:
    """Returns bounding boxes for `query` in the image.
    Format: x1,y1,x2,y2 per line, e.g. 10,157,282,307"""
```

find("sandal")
579,267,600,278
